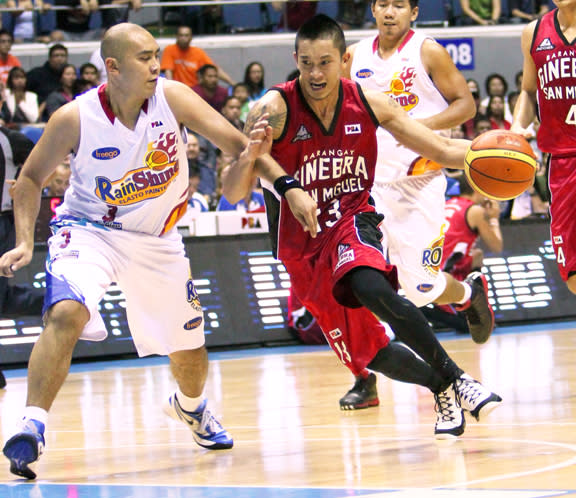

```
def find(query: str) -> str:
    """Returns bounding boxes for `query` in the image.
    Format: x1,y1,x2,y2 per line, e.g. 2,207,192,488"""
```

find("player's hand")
243,113,273,163
510,124,532,140
0,244,33,278
483,198,501,220
5,179,15,199
284,188,318,238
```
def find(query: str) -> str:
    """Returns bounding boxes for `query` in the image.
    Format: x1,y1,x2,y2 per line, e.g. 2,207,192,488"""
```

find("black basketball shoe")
339,373,379,410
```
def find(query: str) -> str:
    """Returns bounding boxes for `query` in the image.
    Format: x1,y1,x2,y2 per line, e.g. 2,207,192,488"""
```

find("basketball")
464,129,538,201
145,149,170,170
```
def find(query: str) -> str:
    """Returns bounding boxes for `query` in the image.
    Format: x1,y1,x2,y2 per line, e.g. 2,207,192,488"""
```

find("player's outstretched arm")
366,89,470,169
511,21,538,137
0,102,80,277
227,92,318,237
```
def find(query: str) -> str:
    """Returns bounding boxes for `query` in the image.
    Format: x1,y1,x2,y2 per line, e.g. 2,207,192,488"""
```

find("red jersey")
267,78,380,261
441,196,477,270
531,9,576,154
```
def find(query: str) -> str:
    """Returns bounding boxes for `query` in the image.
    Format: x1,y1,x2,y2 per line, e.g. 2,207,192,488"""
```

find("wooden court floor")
1,324,576,497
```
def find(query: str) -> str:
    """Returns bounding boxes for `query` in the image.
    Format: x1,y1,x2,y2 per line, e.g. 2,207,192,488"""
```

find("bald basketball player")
0,23,317,480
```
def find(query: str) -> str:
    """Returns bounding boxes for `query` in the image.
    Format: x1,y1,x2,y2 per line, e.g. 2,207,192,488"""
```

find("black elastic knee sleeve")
368,343,444,392
347,267,461,384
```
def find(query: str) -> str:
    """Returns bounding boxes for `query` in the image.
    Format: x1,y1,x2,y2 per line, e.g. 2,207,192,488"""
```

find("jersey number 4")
566,105,576,125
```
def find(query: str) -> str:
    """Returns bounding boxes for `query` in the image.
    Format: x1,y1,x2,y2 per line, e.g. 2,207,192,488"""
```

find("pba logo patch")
183,317,203,330
345,124,361,135
335,244,355,270
328,328,342,339
186,279,203,312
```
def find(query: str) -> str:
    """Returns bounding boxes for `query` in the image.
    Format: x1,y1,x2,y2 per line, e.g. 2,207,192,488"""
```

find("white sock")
176,388,203,413
456,282,473,305
22,406,48,428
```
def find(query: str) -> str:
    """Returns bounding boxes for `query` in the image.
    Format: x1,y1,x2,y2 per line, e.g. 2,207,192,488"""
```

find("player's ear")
293,51,298,65
105,57,119,74
342,52,350,65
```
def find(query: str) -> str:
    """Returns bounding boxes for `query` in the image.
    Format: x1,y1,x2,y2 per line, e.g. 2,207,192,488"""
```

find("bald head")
101,23,154,62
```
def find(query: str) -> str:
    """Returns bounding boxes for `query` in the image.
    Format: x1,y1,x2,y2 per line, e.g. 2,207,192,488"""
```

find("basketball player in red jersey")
442,175,503,281
224,14,502,439
512,1,576,293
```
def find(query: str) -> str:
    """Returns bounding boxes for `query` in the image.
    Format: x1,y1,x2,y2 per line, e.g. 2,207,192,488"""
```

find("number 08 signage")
437,38,474,71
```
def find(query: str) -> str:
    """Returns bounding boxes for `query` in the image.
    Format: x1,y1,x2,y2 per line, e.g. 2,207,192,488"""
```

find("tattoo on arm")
244,101,286,136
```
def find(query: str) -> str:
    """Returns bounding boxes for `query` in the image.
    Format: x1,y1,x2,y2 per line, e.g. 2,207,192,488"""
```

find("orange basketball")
145,149,170,170
464,129,538,201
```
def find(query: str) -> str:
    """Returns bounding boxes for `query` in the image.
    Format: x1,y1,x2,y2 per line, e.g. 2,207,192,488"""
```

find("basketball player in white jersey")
339,0,493,409
0,23,317,480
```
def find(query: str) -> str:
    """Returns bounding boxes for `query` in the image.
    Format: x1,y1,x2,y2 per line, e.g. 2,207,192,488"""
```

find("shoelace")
454,377,482,406
434,390,458,422
197,408,225,436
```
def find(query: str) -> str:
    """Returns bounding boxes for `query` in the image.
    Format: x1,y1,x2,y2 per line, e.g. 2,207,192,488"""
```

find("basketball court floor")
1,322,576,497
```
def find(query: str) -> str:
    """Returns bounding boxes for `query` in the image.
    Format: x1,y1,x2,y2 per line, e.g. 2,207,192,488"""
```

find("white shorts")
371,172,447,307
45,224,205,356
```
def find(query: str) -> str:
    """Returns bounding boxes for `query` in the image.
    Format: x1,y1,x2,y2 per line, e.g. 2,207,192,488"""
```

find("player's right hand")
285,189,318,238
510,124,532,140
0,244,33,278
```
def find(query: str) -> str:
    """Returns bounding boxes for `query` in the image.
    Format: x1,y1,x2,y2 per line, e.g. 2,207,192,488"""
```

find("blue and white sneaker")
3,419,45,480
163,393,233,450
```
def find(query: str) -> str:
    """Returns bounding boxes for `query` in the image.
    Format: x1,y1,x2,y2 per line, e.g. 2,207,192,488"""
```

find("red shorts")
549,156,576,281
284,212,396,375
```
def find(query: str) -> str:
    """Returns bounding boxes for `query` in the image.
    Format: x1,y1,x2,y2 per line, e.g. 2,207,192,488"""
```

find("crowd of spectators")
0,0,552,222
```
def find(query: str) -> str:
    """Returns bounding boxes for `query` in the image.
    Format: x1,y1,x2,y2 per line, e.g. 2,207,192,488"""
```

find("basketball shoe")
163,393,233,449
455,271,495,344
434,384,465,439
339,372,379,410
454,373,502,421
3,419,45,480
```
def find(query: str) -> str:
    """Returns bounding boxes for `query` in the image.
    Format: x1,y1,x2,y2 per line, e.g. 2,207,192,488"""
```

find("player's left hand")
285,188,318,238
243,113,273,162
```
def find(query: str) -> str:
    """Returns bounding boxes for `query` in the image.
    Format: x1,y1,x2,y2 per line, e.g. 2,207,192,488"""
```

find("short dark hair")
0,29,13,41
197,64,217,78
222,95,241,108
371,0,419,8
49,43,68,57
295,14,346,57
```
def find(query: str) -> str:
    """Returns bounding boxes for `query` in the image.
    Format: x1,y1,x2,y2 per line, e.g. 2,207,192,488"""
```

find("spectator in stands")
336,0,370,30
232,82,251,122
160,26,235,88
486,95,511,130
242,61,267,104
6,0,52,43
176,169,209,237
509,0,548,23
79,62,100,85
272,0,317,31
463,78,481,138
73,77,96,96
99,0,141,32
479,73,509,115
458,0,504,25
51,0,100,42
195,132,218,201
192,64,228,112
42,63,76,121
473,114,492,137
217,174,265,212
27,43,68,105
220,96,244,132
4,66,39,126
42,162,71,197
0,30,20,85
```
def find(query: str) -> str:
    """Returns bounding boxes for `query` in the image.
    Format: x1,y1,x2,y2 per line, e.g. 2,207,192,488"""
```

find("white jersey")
56,77,189,236
350,30,449,183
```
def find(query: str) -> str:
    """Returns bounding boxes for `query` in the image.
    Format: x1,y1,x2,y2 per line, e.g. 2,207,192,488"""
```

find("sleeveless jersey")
441,196,477,268
531,9,576,155
56,77,189,236
267,78,380,261
350,30,449,182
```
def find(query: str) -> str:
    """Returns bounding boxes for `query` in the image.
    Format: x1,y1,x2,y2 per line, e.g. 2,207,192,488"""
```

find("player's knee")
566,275,576,295
45,299,89,336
